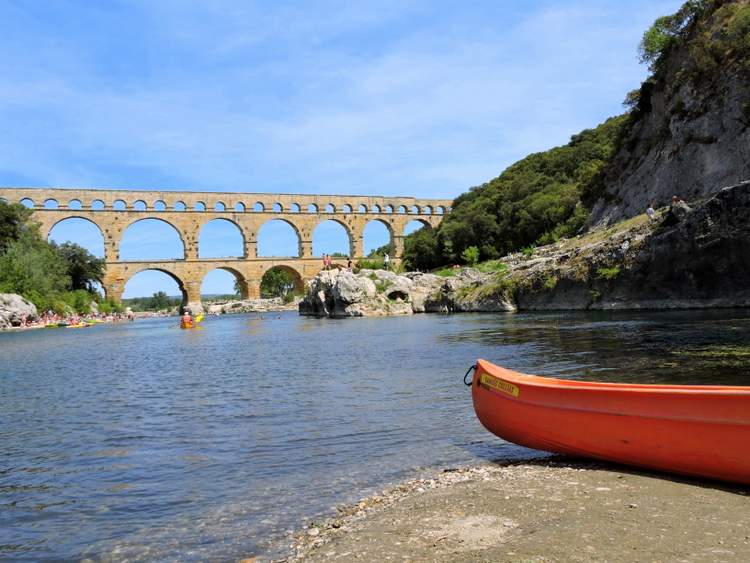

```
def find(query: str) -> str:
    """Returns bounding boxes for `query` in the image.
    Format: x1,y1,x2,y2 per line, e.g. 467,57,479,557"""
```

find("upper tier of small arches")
8,194,450,216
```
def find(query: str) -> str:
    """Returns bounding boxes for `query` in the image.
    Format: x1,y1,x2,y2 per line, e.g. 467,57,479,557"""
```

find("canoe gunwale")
476,359,750,395
475,359,750,424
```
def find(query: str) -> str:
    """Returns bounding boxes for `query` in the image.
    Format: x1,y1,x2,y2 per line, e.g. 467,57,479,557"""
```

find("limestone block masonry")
0,187,451,311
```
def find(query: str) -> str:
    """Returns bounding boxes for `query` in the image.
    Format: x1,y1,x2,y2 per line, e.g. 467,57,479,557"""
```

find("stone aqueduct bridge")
0,187,452,308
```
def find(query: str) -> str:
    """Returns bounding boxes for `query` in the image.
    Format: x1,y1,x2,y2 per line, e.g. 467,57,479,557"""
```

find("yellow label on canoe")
480,373,520,398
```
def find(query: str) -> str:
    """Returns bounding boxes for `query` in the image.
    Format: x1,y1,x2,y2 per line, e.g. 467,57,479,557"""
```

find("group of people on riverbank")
20,311,134,330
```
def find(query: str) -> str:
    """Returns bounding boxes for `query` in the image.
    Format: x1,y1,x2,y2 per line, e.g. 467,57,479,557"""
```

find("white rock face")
300,269,416,317
0,294,38,329
205,297,299,315
333,270,377,304
299,268,515,317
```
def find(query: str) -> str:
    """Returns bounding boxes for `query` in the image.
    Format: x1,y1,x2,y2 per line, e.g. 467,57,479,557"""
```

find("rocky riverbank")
282,460,750,562
300,181,750,317
204,297,300,315
0,293,38,329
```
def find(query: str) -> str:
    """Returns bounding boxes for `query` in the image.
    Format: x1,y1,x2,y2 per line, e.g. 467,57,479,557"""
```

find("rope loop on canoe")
463,364,476,386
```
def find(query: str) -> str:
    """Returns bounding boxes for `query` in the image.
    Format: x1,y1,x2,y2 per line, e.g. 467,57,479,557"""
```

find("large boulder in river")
0,294,38,329
333,270,377,305
299,269,412,318
298,267,514,317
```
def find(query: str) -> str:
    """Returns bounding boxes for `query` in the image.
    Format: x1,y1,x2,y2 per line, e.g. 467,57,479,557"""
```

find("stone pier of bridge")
0,187,452,311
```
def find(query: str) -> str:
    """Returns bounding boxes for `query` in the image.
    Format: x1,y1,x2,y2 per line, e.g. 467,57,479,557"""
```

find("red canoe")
470,359,750,485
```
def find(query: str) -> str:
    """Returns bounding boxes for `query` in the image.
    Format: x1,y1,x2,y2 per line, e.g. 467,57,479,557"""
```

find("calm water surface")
2,310,750,560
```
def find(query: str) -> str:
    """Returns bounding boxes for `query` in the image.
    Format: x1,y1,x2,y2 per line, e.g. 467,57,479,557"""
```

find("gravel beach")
282,459,750,563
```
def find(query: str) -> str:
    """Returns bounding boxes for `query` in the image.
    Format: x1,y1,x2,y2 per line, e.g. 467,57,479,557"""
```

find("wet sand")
283,459,750,562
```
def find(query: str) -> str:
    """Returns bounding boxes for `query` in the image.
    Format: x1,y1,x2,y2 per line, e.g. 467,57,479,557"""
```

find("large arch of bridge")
260,264,305,295
200,266,249,299
46,216,106,257
120,217,186,260
312,218,353,257
403,218,433,236
257,218,302,257
121,267,188,304
198,218,245,258
362,218,394,255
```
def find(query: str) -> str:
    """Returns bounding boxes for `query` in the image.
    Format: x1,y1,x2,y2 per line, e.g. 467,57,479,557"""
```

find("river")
2,309,750,560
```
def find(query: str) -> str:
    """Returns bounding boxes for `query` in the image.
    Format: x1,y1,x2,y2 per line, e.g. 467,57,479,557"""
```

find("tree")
638,1,711,73
403,227,441,271
0,231,71,311
367,243,393,258
147,291,172,310
0,200,35,254
260,268,296,298
53,242,105,292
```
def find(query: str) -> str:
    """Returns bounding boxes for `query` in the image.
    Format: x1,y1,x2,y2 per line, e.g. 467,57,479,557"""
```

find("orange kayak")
470,359,750,485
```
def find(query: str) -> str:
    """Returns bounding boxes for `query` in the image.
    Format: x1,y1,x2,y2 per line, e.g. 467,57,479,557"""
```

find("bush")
97,297,124,314
357,257,386,270
461,246,480,266
433,267,457,277
63,289,93,314
543,275,558,290
597,266,621,281
475,260,508,274
0,200,106,313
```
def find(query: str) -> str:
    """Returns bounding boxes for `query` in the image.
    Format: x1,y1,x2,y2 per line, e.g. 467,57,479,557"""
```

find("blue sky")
3,0,682,296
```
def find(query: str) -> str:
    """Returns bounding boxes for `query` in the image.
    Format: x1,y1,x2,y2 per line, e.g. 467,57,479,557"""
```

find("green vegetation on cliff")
403,115,628,270
0,200,115,314
403,0,750,271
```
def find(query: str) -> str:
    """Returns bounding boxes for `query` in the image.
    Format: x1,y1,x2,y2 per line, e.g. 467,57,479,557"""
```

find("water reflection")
440,310,750,384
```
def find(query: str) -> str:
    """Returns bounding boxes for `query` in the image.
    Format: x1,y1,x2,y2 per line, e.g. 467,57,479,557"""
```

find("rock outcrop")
299,270,413,318
511,181,750,309
299,268,515,318
205,297,300,315
0,294,38,329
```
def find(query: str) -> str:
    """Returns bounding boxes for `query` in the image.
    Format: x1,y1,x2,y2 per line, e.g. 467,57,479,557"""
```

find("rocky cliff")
589,1,750,225
505,181,750,309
